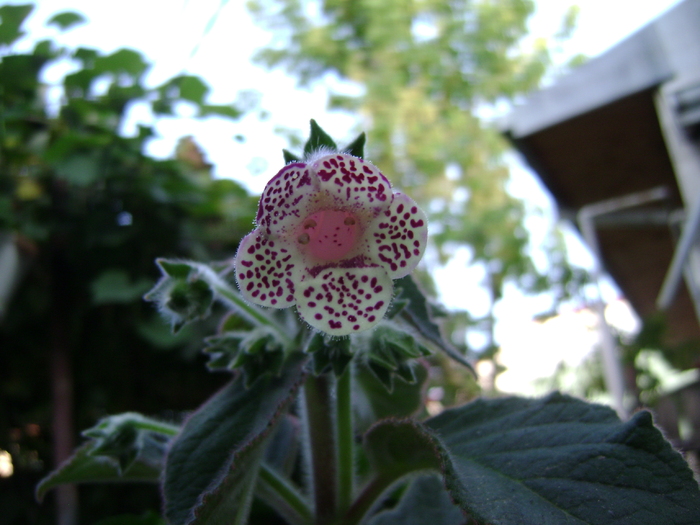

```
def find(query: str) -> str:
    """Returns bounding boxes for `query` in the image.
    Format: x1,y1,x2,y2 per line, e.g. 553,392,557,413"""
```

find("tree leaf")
199,104,241,119
91,269,152,305
175,75,209,104
46,11,86,31
54,154,99,186
0,4,33,46
426,392,700,525
162,354,307,525
94,49,148,78
367,474,464,525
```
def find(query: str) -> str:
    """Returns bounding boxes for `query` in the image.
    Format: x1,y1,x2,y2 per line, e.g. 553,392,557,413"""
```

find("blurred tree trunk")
50,225,78,525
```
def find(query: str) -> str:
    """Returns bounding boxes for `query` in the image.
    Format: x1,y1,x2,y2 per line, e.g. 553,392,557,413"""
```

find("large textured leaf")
364,419,442,478
426,392,700,525
162,354,307,525
367,475,464,525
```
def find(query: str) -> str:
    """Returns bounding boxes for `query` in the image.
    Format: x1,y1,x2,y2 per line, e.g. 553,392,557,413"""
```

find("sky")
11,0,687,392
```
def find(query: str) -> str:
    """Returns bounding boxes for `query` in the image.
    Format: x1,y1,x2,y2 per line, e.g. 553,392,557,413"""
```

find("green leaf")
303,119,337,157
199,104,241,119
363,419,442,478
145,260,216,332
355,360,428,431
394,275,474,373
54,154,100,186
81,413,178,474
175,75,209,104
306,332,353,376
91,269,152,305
156,258,194,279
283,149,301,163
203,328,287,386
162,354,307,525
426,393,700,525
46,11,86,31
94,49,148,78
342,132,366,159
190,445,264,525
36,442,161,502
0,4,33,46
35,412,175,504
367,475,464,525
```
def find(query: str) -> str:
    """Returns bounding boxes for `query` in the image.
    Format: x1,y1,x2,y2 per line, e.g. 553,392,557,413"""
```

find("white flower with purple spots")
234,152,428,336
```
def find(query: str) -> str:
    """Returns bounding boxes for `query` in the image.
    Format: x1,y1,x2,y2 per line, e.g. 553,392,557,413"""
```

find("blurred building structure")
504,0,700,346
503,0,700,454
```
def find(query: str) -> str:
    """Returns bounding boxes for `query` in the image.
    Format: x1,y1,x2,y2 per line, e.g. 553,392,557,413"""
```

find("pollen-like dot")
344,217,356,226
298,233,310,244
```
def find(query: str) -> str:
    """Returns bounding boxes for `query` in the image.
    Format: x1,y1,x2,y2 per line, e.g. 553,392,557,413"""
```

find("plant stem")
304,373,337,524
336,367,354,514
258,463,313,525
211,278,294,347
338,473,396,525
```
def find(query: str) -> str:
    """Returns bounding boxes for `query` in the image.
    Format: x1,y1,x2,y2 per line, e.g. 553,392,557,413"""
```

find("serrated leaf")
162,354,307,525
46,11,86,31
367,475,464,525
303,119,337,157
36,441,163,502
425,392,700,525
355,360,427,432
342,132,366,159
394,275,474,373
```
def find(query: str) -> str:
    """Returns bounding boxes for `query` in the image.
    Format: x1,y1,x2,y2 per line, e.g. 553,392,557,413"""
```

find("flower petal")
234,230,300,308
296,265,393,336
367,192,428,278
256,163,319,237
309,153,392,211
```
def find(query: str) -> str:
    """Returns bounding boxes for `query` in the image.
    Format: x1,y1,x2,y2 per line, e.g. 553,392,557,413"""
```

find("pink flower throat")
297,209,359,262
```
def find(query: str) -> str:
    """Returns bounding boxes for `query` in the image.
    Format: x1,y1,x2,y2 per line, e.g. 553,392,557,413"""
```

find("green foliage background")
0,5,258,523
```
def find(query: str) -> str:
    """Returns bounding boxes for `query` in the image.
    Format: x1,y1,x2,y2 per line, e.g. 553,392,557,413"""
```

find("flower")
234,152,428,336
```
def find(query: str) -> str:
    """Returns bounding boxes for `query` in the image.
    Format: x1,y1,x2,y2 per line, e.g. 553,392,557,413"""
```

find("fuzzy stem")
211,279,294,347
338,473,396,525
336,367,354,514
304,374,337,524
257,463,313,525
